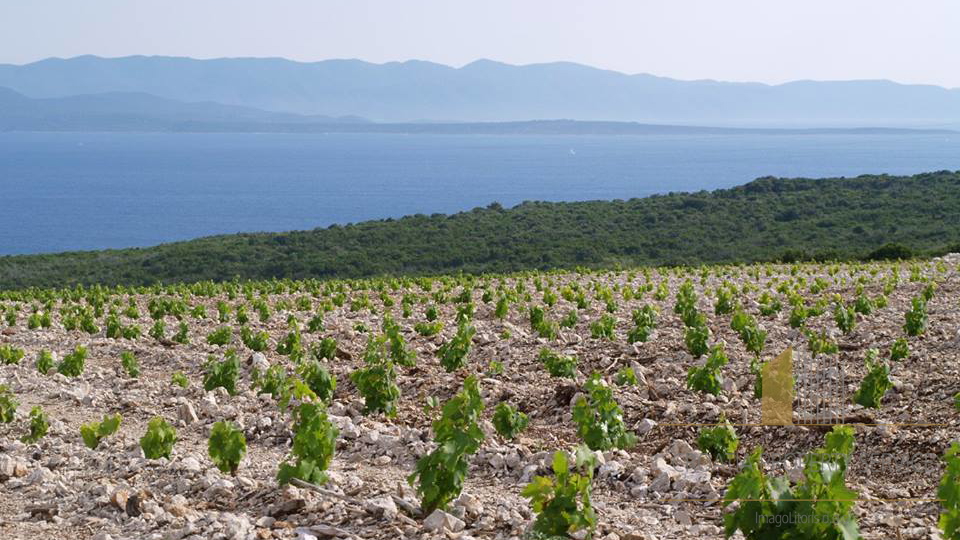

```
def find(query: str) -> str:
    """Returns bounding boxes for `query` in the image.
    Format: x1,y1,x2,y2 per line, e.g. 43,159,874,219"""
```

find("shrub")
589,314,615,340
208,421,246,475
311,337,338,361
277,402,339,485
559,309,579,329
866,242,912,261
834,302,856,335
409,375,485,513
521,446,597,538
0,344,24,365
684,323,710,358
171,371,189,388
140,417,177,459
203,350,240,395
120,351,140,378
350,336,400,417
687,345,728,396
57,345,87,377
383,315,416,367
539,348,577,378
0,385,18,423
723,426,860,539
255,365,289,399
173,321,190,344
414,321,443,336
206,326,233,346
890,337,909,361
697,415,738,463
853,350,891,409
492,402,529,440
438,321,475,372
149,320,166,341
22,406,49,443
940,442,960,539
615,367,638,386
573,373,636,451
300,360,337,403
80,413,122,449
36,349,53,375
240,326,269,351
904,296,927,336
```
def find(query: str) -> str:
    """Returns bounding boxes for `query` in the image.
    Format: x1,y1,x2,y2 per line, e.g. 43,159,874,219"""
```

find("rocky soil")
1,257,958,540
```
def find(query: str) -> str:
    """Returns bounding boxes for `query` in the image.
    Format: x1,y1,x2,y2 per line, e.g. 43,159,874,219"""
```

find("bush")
723,426,860,539
573,373,636,451
940,442,960,539
853,350,891,409
22,406,49,443
904,296,927,336
492,402,529,440
438,321,475,372
686,345,728,396
300,360,337,403
521,446,597,538
140,417,177,459
409,375,485,513
57,345,87,377
697,416,738,462
539,348,577,378
36,350,53,375
0,385,18,423
0,344,24,365
203,350,240,395
80,413,122,449
120,351,140,378
350,336,400,417
277,402,339,485
208,421,247,475
206,326,233,346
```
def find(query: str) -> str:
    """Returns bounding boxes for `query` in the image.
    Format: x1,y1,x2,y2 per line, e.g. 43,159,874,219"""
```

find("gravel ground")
0,256,958,540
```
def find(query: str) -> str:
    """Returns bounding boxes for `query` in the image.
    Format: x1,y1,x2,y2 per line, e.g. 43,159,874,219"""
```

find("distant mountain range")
1,55,960,128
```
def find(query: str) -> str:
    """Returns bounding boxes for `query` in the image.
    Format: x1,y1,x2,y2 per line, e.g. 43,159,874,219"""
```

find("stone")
268,498,306,517
126,492,142,517
454,492,484,517
250,353,269,372
364,496,398,520
636,418,657,435
180,457,202,473
178,401,199,425
111,488,130,510
422,509,466,533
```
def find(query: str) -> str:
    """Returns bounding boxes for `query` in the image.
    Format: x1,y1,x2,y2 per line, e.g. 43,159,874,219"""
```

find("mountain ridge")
2,55,959,126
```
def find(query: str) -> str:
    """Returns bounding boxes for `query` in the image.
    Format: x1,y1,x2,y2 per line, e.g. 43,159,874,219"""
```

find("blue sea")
1,131,957,255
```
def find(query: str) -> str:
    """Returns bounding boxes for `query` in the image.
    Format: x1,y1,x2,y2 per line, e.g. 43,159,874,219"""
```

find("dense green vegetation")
1,171,958,289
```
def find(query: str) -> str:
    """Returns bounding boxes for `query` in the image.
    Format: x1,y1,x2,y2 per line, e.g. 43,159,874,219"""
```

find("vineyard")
0,256,958,540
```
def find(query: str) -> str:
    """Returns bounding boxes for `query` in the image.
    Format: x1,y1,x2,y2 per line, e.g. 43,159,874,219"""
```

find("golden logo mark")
761,348,794,425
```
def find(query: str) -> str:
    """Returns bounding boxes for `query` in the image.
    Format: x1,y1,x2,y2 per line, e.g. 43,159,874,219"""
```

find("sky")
1,0,958,88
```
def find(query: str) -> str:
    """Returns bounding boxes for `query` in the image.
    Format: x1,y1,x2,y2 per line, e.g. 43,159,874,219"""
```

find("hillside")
0,171,958,290
0,87,365,131
2,56,960,126
0,260,955,539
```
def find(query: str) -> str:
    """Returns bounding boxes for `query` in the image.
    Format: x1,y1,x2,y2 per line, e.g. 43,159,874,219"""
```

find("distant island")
1,87,956,135
1,170,957,289
2,55,960,128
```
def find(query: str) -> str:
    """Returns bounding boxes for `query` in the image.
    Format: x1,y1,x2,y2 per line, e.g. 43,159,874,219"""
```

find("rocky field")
0,257,958,540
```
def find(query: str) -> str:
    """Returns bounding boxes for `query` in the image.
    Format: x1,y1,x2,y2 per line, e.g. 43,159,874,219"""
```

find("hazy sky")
2,0,958,87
